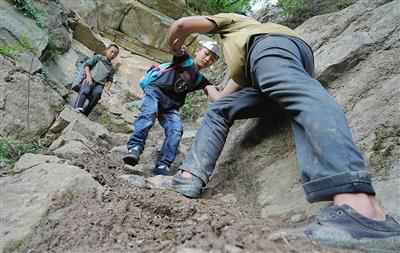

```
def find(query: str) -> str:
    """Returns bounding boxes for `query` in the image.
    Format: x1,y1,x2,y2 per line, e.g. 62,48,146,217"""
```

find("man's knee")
91,87,103,101
206,100,235,125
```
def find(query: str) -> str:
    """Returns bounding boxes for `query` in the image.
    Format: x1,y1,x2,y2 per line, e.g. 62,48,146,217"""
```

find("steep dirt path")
22,140,364,253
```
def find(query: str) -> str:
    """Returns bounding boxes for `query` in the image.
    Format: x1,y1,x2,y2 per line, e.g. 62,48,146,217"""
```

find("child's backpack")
139,57,193,90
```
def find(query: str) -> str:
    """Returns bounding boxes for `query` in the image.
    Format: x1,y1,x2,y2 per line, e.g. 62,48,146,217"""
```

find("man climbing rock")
167,13,400,251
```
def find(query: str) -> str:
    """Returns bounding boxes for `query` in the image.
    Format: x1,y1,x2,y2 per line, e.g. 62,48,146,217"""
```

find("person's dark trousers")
73,83,104,116
179,35,375,202
127,87,183,167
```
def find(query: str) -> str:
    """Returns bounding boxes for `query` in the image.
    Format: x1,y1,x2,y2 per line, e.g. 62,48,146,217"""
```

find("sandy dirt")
22,146,364,253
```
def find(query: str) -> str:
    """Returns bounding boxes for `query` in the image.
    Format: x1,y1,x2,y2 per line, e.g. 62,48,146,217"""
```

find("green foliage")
187,0,251,15
181,90,208,121
277,0,307,18
98,113,132,134
15,0,48,28
0,35,35,58
277,0,355,20
336,0,354,9
0,137,44,170
181,94,195,120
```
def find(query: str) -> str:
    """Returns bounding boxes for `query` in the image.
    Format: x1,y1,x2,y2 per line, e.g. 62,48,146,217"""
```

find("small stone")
123,164,145,175
224,244,243,253
195,214,209,222
146,175,173,189
290,213,306,223
182,129,197,140
268,231,288,241
219,193,237,204
176,248,207,253
118,174,146,188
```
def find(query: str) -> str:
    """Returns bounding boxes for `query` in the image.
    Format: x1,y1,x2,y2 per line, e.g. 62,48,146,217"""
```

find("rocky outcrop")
48,107,113,159
45,39,94,90
0,56,64,137
0,154,101,253
61,0,204,62
0,0,47,73
136,0,190,19
254,0,358,28
215,0,400,218
47,0,72,56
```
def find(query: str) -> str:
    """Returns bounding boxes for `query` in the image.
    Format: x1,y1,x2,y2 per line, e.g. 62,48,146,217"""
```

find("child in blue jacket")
123,41,220,176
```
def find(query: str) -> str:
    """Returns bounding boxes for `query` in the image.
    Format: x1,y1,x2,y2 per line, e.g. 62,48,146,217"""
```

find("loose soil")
23,143,363,253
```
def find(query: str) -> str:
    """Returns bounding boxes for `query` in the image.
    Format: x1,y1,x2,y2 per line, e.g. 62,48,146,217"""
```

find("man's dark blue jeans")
74,82,104,116
127,87,183,167
178,35,375,202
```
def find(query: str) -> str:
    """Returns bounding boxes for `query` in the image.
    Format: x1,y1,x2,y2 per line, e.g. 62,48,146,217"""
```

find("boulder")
59,0,98,29
13,153,63,174
45,39,94,90
0,154,101,253
96,0,209,62
71,21,106,54
47,0,72,55
48,107,112,158
136,0,191,19
0,0,48,73
0,56,64,137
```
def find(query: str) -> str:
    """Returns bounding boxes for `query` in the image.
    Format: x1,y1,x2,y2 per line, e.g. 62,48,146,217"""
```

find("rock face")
45,39,94,90
48,107,113,159
0,56,64,137
0,154,101,253
215,0,400,218
61,0,203,62
254,0,358,28
0,0,48,73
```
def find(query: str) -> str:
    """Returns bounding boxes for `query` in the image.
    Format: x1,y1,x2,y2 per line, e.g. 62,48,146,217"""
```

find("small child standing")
73,44,119,116
123,41,220,176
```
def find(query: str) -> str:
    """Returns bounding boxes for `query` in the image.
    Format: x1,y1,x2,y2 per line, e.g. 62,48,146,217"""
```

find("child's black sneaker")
122,146,141,166
152,164,171,176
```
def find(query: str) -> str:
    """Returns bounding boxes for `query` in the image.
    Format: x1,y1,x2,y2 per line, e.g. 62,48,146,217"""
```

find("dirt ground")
22,146,364,253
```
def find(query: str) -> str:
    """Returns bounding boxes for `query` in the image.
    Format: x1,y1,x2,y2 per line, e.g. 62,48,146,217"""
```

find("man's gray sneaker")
122,146,141,166
304,204,400,253
172,171,205,198
152,164,171,176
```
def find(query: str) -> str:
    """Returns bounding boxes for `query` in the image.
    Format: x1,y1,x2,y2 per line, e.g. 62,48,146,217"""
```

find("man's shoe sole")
152,168,170,176
172,178,202,198
122,155,138,166
173,184,202,198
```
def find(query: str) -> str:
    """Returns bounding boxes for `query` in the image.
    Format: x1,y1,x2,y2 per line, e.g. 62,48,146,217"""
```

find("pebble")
290,213,306,223
118,174,146,188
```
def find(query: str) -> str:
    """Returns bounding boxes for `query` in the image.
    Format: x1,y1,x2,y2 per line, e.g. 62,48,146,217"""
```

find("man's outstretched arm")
168,16,216,55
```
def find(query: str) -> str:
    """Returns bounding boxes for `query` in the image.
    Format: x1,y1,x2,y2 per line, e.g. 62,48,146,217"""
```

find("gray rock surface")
118,174,146,188
0,154,101,253
13,153,63,174
0,56,64,137
48,107,113,159
215,0,400,218
0,0,48,73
